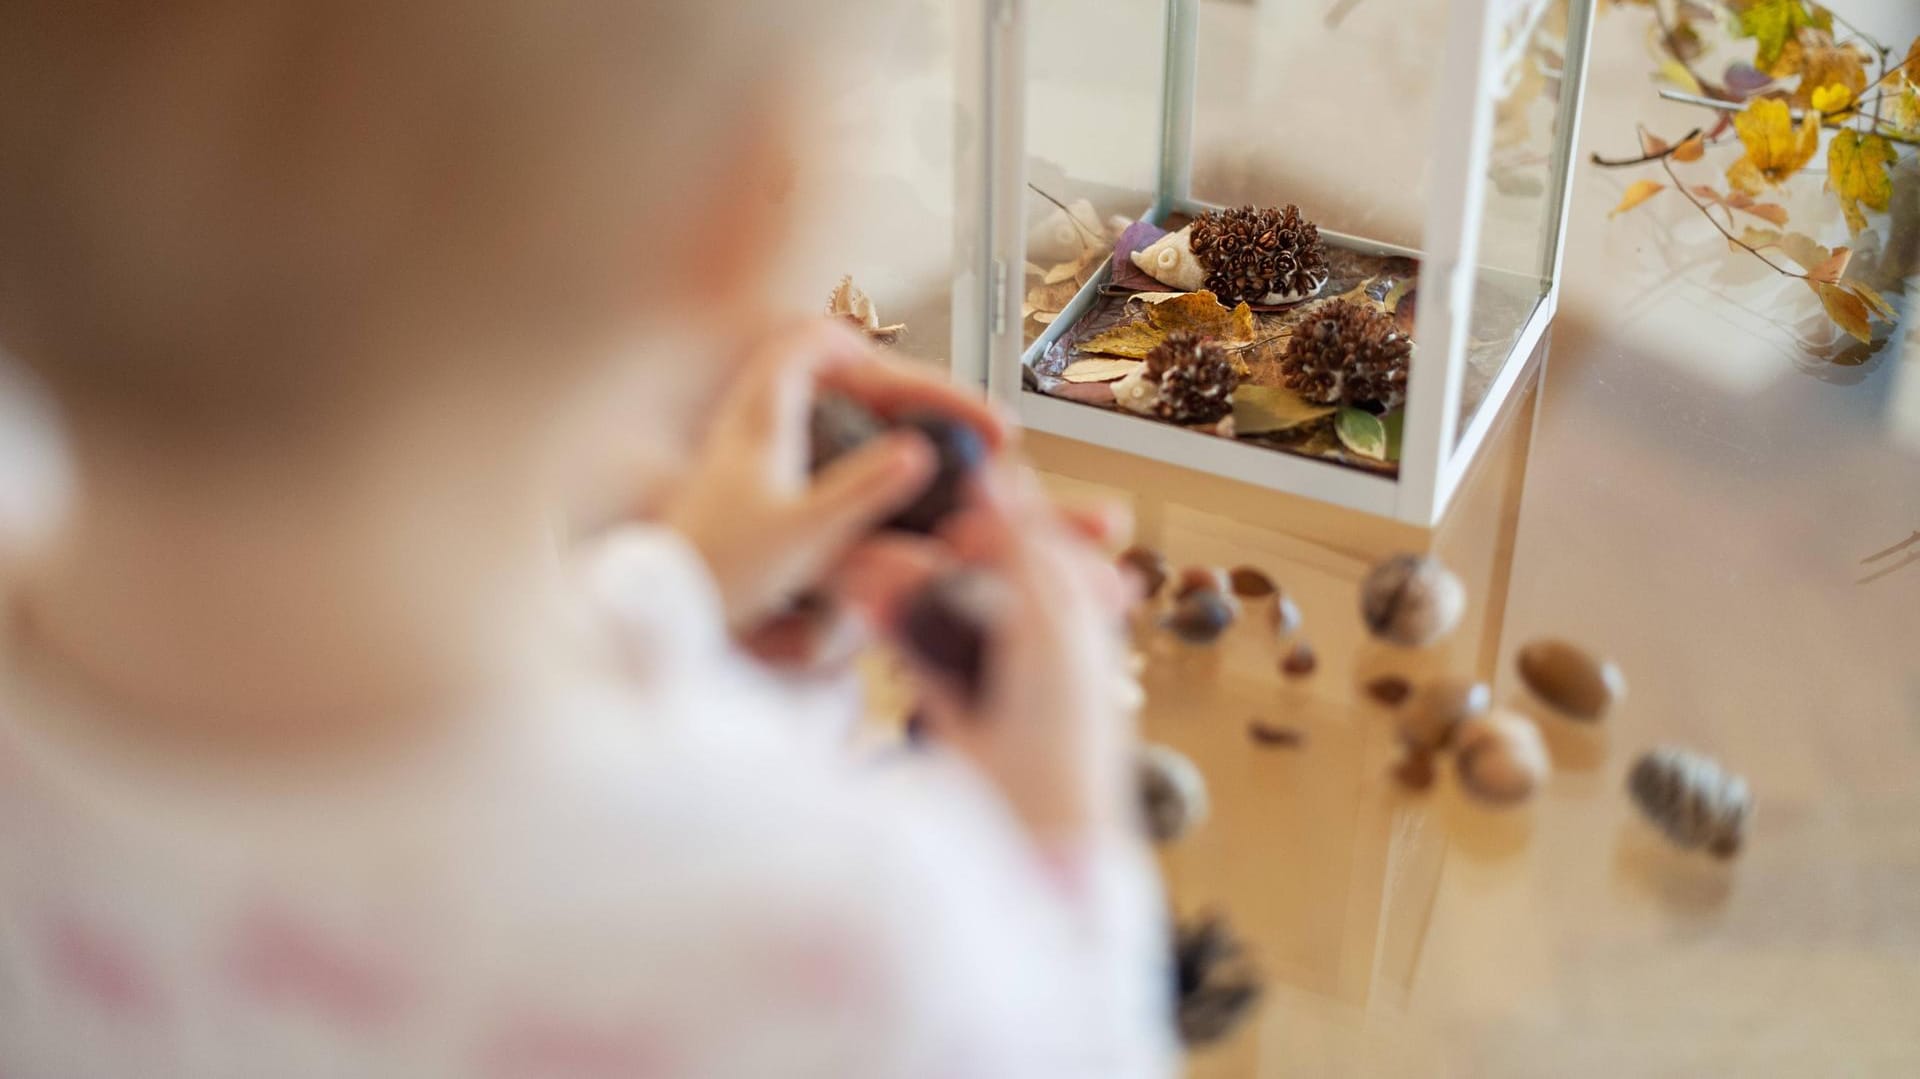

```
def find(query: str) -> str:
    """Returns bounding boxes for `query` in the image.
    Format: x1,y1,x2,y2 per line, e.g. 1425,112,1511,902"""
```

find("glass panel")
1456,0,1587,442
1021,0,1166,351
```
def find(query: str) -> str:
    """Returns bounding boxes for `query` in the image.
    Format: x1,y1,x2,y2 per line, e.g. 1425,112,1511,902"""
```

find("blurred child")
0,2,1171,1076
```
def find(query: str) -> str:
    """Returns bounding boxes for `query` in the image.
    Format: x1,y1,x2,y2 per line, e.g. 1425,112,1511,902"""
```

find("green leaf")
1335,408,1389,460
1382,411,1405,463
1734,0,1830,74
1231,385,1336,435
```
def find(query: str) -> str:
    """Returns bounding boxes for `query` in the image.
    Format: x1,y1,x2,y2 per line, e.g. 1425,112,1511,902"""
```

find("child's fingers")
789,431,935,566
821,357,1012,452
828,534,949,629
711,319,876,449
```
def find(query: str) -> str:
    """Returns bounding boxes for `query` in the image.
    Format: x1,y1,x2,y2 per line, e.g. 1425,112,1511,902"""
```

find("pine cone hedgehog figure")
1147,331,1240,426
1131,205,1329,306
1279,300,1413,411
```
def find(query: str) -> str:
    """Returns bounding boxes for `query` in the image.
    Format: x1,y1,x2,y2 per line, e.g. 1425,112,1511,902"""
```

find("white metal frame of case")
953,0,1596,527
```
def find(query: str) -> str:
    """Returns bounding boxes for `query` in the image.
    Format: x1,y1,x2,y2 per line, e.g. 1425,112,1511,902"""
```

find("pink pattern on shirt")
480,1011,676,1079
226,903,414,1031
44,914,161,1019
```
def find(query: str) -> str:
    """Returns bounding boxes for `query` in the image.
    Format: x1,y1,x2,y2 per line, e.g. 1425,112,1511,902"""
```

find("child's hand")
664,320,1007,631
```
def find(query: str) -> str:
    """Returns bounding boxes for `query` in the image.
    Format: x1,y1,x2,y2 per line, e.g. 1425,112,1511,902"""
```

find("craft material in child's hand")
808,394,985,535
899,570,1005,704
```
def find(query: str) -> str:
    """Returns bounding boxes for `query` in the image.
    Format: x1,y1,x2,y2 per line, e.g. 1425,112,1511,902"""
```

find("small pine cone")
1150,332,1241,425
1278,299,1413,411
1628,748,1751,858
1190,205,1328,304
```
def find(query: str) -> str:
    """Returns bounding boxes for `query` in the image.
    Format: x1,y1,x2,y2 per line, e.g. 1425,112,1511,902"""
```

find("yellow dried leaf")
1738,226,1783,250
1785,32,1868,108
1074,291,1257,360
1727,98,1820,192
1023,278,1082,324
1736,0,1831,76
1231,385,1336,435
1806,245,1852,285
1813,281,1872,343
1774,232,1833,276
1657,58,1703,94
1844,279,1896,321
1808,82,1853,114
1060,358,1142,384
1671,133,1705,162
1692,186,1791,226
1826,131,1896,234
1610,180,1666,216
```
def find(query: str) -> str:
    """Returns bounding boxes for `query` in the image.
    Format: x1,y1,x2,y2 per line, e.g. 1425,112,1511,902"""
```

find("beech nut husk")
1139,744,1209,843
1517,638,1625,722
1359,554,1466,648
1453,711,1549,807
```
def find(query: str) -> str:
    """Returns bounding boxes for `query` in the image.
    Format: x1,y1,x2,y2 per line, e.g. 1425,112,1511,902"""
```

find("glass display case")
952,0,1595,525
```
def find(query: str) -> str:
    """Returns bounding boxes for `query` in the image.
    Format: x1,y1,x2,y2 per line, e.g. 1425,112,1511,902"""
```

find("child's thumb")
792,431,935,560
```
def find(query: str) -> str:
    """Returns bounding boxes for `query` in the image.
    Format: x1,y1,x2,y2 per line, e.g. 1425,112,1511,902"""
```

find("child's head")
0,0,833,447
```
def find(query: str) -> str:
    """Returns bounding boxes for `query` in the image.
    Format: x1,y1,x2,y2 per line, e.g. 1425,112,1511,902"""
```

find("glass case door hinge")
991,259,1009,335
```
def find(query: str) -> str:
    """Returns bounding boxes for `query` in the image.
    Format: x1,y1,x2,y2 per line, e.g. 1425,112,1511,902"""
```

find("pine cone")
1278,300,1412,411
1189,205,1328,305
1149,331,1240,425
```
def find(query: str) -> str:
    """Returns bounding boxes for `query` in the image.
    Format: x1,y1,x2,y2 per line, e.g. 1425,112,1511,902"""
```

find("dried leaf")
1692,186,1790,226
1335,408,1389,460
826,276,906,344
1734,0,1830,75
1024,278,1083,325
1892,38,1920,134
1657,58,1703,94
1813,281,1872,343
1826,131,1896,235
1382,411,1405,463
1773,231,1834,276
1061,358,1143,384
1638,130,1670,156
1611,180,1666,216
1782,31,1868,109
1723,62,1774,99
1043,248,1104,285
1230,385,1336,435
1806,245,1852,284
1125,291,1192,306
1809,82,1853,114
1727,98,1820,193
1075,291,1258,360
1737,226,1783,250
1844,280,1895,321
1671,133,1706,162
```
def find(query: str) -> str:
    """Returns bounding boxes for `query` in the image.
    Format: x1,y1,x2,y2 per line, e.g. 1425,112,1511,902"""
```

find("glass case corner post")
1399,0,1504,526
950,0,1027,402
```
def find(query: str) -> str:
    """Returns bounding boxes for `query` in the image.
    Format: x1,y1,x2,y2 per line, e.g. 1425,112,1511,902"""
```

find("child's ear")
661,103,799,313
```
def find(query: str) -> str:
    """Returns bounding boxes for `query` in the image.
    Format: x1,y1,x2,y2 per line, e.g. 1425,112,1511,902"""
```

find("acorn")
898,570,1006,703
1517,639,1625,722
1166,587,1236,644
807,394,985,535
1228,565,1277,599
1364,675,1414,707
1395,677,1491,752
1628,747,1750,858
1359,553,1466,647
1118,545,1170,600
1394,749,1438,791
1279,640,1317,679
1453,711,1550,807
1139,744,1209,843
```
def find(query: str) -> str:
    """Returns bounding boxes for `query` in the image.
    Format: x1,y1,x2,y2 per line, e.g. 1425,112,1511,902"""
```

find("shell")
1627,747,1750,858
1139,744,1209,843
1131,226,1208,292
1454,711,1550,806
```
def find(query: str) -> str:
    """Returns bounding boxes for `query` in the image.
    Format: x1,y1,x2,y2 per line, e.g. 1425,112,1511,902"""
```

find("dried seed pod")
1279,640,1317,678
1247,720,1305,748
1173,566,1231,602
1364,675,1414,707
1395,677,1491,752
1628,747,1751,858
1173,913,1263,1048
1269,594,1303,637
1118,545,1170,600
1517,638,1626,722
898,570,1006,703
1227,565,1276,599
1393,749,1438,791
1454,711,1550,807
1359,553,1466,647
1138,744,1209,843
1166,587,1236,645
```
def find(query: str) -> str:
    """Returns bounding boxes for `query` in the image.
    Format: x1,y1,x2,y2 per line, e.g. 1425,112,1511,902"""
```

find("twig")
1657,88,1920,146
1653,0,1729,101
1861,530,1920,564
1026,183,1104,250
1856,551,1920,585
1591,126,1705,167
1657,153,1805,279
1822,7,1887,58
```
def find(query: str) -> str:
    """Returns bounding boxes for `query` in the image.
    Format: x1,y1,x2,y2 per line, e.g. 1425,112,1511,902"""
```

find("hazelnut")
1174,566,1231,602
1279,640,1317,678
1395,677,1491,752
1118,545,1170,600
898,570,1005,703
1359,553,1466,647
1364,675,1414,707
1166,588,1236,645
1516,638,1625,722
1138,744,1209,843
1453,711,1550,807
1227,566,1277,599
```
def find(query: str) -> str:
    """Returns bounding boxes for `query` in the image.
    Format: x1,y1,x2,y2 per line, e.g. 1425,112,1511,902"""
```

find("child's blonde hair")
0,0,822,433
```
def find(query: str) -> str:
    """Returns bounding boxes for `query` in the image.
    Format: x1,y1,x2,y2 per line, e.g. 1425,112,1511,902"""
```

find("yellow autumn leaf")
1671,133,1706,162
1657,58,1703,95
1736,0,1831,75
1813,281,1872,343
1783,31,1869,108
1827,131,1896,234
1610,180,1666,216
1806,245,1852,285
1727,98,1820,193
1891,38,1920,135
1074,290,1257,362
1843,279,1896,321
1808,82,1853,114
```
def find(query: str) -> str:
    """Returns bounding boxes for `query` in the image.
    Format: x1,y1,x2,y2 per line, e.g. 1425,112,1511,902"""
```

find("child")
0,1,1172,1076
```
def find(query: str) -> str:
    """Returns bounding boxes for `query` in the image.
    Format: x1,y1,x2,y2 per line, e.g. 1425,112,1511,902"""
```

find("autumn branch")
1656,153,1806,279
1591,127,1705,168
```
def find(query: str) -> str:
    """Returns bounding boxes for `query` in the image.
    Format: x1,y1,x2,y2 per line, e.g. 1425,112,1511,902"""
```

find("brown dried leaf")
1844,279,1896,321
1806,245,1852,284
1024,278,1082,325
1061,358,1143,384
1782,30,1869,109
826,276,906,344
1230,385,1336,435
1671,132,1706,162
1075,291,1258,360
1813,281,1872,343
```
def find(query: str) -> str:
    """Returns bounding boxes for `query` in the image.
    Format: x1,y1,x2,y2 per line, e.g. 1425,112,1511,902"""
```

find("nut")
1247,720,1305,748
1393,749,1437,791
1279,640,1317,678
1627,747,1750,858
899,570,1005,703
1453,711,1550,807
1118,545,1170,600
1395,677,1491,751
1227,566,1277,599
807,396,985,535
1174,566,1231,602
1364,675,1413,707
1139,744,1209,843
1166,587,1236,644
1516,638,1625,722
1359,554,1466,647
